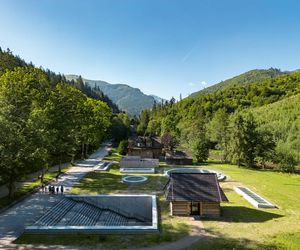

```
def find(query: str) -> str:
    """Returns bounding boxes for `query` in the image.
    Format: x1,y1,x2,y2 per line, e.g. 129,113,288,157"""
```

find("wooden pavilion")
164,173,228,217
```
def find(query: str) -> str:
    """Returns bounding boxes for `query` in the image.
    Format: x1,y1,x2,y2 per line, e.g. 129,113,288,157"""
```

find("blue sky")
1,0,300,99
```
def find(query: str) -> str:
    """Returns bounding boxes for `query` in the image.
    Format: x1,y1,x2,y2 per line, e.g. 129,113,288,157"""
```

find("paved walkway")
0,145,109,249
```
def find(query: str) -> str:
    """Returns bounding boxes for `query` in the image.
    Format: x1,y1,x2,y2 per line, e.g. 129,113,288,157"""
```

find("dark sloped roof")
165,173,228,202
128,136,163,149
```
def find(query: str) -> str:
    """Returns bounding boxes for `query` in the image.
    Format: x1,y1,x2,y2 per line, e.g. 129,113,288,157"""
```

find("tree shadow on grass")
210,206,283,223
188,229,280,250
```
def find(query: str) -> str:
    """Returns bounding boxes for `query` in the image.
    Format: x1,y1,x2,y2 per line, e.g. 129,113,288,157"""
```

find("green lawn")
71,164,167,194
102,147,122,162
187,163,300,250
15,161,300,249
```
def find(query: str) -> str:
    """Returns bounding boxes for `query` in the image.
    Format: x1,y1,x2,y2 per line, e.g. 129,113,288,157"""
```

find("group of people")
41,183,64,195
49,185,64,195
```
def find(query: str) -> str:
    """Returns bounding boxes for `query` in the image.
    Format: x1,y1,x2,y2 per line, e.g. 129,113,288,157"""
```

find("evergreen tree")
228,114,245,167
243,113,260,167
208,109,230,161
190,119,209,162
137,110,150,135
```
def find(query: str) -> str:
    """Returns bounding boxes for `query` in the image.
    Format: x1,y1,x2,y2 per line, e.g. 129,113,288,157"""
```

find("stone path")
0,145,109,249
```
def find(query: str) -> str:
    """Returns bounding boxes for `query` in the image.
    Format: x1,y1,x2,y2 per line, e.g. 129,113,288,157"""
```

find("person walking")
56,186,59,194
60,185,64,195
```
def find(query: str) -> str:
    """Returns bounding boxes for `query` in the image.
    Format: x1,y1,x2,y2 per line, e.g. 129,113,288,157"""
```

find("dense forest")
138,69,300,171
0,48,130,197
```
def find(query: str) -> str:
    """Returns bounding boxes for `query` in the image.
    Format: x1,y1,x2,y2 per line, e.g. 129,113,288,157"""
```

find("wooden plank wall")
202,202,220,217
171,201,221,217
171,201,189,215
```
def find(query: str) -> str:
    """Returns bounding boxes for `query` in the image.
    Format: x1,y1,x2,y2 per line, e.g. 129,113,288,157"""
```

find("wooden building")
127,136,163,159
165,150,193,165
164,173,228,217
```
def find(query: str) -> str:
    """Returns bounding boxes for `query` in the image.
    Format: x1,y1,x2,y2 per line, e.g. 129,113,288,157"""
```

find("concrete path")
0,145,109,249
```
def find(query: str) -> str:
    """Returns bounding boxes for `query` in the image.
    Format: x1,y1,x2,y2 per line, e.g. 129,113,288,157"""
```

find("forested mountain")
189,68,289,98
66,75,162,116
138,69,300,171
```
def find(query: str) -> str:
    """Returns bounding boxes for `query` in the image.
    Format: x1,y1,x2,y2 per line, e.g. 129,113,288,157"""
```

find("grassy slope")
189,163,300,249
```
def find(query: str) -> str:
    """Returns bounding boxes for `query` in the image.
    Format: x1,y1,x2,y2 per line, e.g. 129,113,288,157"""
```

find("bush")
276,152,298,173
118,140,128,155
191,138,209,163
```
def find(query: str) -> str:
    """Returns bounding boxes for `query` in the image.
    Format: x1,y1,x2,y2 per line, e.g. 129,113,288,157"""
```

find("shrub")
118,140,128,155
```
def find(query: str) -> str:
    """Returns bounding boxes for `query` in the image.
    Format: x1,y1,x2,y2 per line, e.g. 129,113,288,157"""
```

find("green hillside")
190,68,288,98
252,94,300,163
66,75,160,116
140,69,300,170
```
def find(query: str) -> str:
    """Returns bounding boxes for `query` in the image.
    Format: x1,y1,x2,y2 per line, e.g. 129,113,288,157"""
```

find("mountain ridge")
65,75,163,116
189,68,292,98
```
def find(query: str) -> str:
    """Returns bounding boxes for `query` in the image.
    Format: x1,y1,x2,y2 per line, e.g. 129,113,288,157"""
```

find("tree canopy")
0,50,114,197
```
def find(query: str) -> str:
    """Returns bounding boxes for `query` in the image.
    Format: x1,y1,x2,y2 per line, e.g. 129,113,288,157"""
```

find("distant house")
165,150,193,165
127,136,163,159
164,173,228,217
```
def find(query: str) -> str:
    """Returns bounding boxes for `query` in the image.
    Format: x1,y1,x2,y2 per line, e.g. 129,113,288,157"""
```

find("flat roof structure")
25,195,158,234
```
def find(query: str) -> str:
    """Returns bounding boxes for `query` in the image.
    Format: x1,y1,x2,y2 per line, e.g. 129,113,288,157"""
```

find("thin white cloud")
181,42,199,63
182,47,195,62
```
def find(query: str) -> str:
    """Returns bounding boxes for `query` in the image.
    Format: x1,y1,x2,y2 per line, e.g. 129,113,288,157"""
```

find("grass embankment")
188,163,300,250
103,147,122,162
0,165,71,209
16,164,191,248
